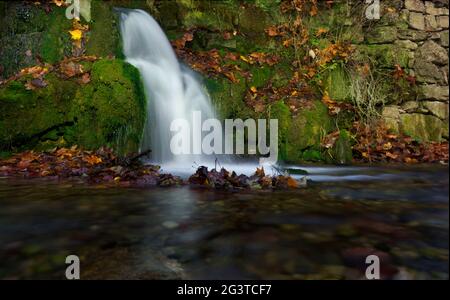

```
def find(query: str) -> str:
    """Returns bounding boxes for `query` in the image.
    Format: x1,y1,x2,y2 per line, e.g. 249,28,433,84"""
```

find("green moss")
40,7,72,63
324,63,351,102
0,73,77,151
205,76,254,120
355,44,410,68
69,59,146,154
400,113,446,142
285,101,334,162
249,66,273,88
0,3,72,77
301,149,324,162
0,59,146,155
332,129,353,165
269,100,291,161
86,1,123,58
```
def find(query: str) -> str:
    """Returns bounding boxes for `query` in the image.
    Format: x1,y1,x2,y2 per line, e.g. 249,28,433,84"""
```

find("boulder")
400,113,447,142
422,101,449,119
409,12,426,30
0,59,146,154
366,26,397,44
405,0,426,12
419,84,449,101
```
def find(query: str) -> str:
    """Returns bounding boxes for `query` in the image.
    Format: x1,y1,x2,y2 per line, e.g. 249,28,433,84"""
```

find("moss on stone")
204,76,254,120
332,129,353,165
0,3,72,77
324,64,351,102
40,8,72,63
285,101,334,162
0,59,146,155
86,1,123,58
400,113,446,142
268,100,291,161
355,44,410,69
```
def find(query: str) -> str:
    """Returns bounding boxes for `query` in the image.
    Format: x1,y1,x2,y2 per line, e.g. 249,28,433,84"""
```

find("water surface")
0,165,448,279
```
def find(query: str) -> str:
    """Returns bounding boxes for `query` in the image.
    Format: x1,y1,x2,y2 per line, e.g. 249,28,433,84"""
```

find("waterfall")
118,9,215,165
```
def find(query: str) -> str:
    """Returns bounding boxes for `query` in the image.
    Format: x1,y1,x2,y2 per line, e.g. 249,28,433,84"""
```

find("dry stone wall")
379,0,449,142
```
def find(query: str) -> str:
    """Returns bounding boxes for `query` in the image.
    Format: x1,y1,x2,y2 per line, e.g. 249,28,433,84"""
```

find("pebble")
162,221,179,229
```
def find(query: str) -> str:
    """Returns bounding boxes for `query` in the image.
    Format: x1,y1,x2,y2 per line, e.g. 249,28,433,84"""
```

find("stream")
0,165,448,279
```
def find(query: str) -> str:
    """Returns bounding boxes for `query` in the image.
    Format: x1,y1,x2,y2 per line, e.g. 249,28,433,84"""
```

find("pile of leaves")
172,31,280,84
188,166,307,190
0,55,98,90
245,74,316,114
351,122,449,164
0,146,182,187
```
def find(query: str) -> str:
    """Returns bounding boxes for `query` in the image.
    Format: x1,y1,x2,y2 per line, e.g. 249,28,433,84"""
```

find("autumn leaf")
255,167,265,178
69,29,83,41
250,86,257,93
287,177,299,188
84,155,102,165
266,26,279,37
53,0,64,6
316,27,329,36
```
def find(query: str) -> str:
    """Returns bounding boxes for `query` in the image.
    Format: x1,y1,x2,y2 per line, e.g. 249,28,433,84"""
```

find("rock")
425,15,440,31
409,12,426,30
400,113,447,141
437,15,449,28
398,29,429,41
286,101,333,162
414,60,446,83
419,84,449,101
402,101,420,112
423,101,449,119
366,26,397,44
332,130,353,165
355,44,410,68
425,1,449,15
382,106,401,119
0,59,146,154
405,0,426,12
382,106,401,132
162,221,179,229
440,30,449,47
395,40,419,50
416,41,449,65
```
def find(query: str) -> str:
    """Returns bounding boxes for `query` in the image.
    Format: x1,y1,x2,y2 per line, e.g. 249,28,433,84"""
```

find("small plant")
347,63,387,124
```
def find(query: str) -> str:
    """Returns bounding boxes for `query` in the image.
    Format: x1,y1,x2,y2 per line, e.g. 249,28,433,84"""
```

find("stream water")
0,165,448,279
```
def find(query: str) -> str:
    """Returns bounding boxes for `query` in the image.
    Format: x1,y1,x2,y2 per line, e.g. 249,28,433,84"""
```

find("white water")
118,9,215,165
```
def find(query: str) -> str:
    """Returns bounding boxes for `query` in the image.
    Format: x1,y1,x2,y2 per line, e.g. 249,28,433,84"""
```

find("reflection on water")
0,165,448,279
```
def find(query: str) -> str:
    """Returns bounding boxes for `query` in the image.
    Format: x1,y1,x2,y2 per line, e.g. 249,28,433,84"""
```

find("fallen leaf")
69,29,83,41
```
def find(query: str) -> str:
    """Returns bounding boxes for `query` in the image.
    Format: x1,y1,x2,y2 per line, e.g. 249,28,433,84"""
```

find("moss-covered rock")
332,129,353,165
400,113,447,142
323,64,351,102
0,59,146,155
0,2,72,78
355,44,410,69
285,101,334,162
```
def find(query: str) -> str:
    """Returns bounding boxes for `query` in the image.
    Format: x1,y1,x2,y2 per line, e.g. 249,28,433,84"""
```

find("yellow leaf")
250,86,257,93
53,0,64,6
69,29,83,41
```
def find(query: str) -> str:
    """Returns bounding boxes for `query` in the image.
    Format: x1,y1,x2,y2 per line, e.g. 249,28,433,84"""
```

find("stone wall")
379,0,449,142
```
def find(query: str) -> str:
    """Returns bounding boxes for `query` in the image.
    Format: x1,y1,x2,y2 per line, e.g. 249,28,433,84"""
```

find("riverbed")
0,165,448,279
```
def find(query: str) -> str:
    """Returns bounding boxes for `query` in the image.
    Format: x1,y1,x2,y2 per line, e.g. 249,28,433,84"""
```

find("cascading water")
118,9,215,165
